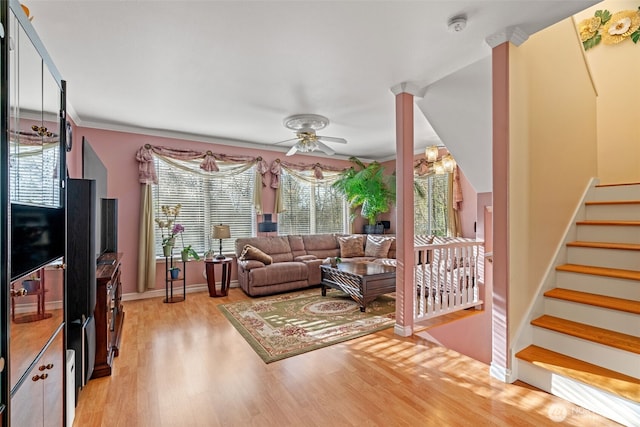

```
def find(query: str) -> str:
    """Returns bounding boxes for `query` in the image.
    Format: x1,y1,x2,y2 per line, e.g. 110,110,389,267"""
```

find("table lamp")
212,224,231,260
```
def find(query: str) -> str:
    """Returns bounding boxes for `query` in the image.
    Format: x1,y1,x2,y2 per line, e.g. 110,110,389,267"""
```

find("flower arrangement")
155,204,183,247
579,7,640,50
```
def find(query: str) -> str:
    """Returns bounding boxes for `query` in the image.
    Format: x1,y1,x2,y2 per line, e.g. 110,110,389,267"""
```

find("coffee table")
320,262,396,312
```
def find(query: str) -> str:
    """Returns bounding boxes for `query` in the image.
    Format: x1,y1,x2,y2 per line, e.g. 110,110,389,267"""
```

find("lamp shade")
425,145,439,162
212,224,230,239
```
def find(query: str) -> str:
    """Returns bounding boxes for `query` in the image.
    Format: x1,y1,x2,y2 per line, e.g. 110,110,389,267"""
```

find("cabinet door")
10,331,63,427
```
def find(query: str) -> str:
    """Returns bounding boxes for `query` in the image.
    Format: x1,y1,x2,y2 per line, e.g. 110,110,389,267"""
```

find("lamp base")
215,254,226,260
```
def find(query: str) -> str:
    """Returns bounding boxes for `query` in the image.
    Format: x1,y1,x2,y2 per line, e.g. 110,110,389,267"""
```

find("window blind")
152,157,255,257
414,173,449,236
278,170,346,235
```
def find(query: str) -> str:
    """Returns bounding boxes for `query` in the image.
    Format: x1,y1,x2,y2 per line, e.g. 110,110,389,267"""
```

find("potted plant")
169,267,180,279
181,245,200,262
332,157,396,234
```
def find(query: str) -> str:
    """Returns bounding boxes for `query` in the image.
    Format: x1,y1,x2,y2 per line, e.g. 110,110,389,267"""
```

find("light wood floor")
73,288,619,427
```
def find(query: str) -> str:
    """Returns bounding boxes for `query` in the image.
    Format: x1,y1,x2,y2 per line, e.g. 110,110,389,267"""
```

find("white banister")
413,236,484,322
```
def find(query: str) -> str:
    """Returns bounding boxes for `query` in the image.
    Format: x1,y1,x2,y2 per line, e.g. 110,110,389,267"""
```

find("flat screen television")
11,203,65,281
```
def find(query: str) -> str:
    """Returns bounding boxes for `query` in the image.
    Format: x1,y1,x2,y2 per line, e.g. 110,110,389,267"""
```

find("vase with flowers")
156,204,184,257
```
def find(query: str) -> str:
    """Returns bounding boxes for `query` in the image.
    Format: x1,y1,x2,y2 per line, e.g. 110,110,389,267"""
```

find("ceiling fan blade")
316,141,335,156
274,137,299,145
317,135,347,144
286,145,298,156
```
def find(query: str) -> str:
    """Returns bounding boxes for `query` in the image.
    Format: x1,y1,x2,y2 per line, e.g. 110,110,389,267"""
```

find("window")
414,173,449,236
9,141,61,207
278,170,347,235
152,157,255,257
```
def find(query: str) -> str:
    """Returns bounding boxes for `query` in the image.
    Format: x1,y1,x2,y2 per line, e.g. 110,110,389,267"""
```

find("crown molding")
390,82,426,97
486,26,529,48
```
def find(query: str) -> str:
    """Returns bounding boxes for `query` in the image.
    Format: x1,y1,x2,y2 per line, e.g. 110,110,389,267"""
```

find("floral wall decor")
579,7,640,50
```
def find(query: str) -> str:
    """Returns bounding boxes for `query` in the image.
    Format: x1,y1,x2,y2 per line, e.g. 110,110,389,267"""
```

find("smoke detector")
448,15,467,33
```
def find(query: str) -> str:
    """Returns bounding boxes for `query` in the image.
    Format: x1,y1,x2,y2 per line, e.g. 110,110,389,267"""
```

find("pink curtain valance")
268,158,347,188
136,144,268,185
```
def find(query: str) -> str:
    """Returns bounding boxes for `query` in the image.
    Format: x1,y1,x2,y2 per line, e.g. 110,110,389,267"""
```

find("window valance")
135,144,268,186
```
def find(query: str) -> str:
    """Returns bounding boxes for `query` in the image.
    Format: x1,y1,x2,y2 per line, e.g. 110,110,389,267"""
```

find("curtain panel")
134,144,267,292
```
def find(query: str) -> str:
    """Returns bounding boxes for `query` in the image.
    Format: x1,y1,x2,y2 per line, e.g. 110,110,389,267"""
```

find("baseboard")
122,281,239,302
394,323,412,337
490,362,514,383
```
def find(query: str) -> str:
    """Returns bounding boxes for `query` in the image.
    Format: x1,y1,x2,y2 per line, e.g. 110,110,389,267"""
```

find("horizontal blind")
414,173,449,236
153,157,255,257
9,141,61,207
279,170,346,235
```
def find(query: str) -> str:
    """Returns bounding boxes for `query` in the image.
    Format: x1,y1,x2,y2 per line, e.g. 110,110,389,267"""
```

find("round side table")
205,257,233,297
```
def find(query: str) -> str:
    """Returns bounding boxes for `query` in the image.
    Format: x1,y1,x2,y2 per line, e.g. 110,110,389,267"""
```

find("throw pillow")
240,244,273,265
337,235,365,258
364,235,394,258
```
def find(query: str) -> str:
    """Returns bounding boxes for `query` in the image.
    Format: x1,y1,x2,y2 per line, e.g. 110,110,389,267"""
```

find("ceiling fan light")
425,145,439,162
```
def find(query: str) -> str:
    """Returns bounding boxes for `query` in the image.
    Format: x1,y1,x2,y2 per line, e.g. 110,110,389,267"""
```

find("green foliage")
632,30,640,44
583,34,601,50
181,245,200,260
594,9,611,25
332,157,396,225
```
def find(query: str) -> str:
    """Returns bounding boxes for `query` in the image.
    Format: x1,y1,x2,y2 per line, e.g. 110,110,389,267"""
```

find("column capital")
390,82,426,97
486,26,529,48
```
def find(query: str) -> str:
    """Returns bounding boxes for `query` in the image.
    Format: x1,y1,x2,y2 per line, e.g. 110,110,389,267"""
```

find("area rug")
219,289,395,363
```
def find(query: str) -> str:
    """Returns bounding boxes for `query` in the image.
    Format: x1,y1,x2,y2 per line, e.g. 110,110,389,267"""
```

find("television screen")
11,203,65,281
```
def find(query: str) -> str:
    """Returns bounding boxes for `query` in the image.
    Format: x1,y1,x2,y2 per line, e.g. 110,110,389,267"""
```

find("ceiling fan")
275,114,347,156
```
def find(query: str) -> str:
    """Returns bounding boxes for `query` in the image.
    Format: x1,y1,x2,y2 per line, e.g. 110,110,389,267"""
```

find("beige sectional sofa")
234,234,396,297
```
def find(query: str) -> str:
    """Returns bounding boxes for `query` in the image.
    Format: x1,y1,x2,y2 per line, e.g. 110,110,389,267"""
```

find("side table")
205,258,232,297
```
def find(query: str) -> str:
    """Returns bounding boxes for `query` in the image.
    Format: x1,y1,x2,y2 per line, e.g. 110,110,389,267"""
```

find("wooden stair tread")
516,345,640,403
585,200,640,206
576,220,640,226
544,288,640,315
596,182,640,187
566,241,640,251
556,264,640,281
531,315,640,354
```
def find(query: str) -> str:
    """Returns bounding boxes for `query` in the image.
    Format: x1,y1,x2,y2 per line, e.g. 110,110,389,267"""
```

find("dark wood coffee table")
320,262,396,312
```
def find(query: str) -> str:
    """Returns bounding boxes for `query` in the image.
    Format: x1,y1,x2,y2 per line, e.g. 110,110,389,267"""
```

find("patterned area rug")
219,289,395,363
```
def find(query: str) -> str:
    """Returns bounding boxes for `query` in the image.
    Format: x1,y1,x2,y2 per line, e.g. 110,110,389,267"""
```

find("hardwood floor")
73,289,619,426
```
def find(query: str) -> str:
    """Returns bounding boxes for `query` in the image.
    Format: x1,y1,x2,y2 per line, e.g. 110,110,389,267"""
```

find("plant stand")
164,249,186,303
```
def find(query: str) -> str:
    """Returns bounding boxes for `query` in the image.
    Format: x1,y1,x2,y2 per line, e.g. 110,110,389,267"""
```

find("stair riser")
531,328,640,378
588,185,640,202
544,299,639,337
556,271,640,300
576,225,640,245
585,204,640,221
517,361,640,427
567,247,640,271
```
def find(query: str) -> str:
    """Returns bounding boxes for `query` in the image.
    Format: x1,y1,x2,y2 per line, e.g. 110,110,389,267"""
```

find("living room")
2,0,639,426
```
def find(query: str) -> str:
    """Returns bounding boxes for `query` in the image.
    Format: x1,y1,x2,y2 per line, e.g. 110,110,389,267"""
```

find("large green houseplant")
332,157,396,234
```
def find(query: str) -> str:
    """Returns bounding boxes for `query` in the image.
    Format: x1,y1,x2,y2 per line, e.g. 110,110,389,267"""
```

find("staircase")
515,182,640,427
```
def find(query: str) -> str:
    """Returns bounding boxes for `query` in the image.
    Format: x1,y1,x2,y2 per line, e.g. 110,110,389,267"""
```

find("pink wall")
67,127,355,295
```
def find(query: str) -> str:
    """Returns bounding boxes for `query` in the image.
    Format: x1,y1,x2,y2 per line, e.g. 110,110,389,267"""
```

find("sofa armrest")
294,255,317,261
238,259,266,270
303,258,324,285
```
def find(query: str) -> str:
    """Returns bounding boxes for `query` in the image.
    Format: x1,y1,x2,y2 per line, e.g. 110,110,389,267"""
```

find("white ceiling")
24,0,596,167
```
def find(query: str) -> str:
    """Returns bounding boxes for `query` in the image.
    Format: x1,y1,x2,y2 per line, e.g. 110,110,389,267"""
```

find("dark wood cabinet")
92,253,125,378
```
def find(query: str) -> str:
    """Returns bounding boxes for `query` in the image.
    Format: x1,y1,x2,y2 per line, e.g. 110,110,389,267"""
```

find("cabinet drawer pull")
38,365,46,371
32,375,40,382
46,363,54,370
39,373,48,380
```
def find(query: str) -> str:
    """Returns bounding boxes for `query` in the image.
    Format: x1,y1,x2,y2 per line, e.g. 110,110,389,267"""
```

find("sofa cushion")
364,235,394,258
235,236,293,263
248,262,308,288
288,235,307,259
302,234,340,259
338,235,365,258
238,259,267,270
240,244,273,265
